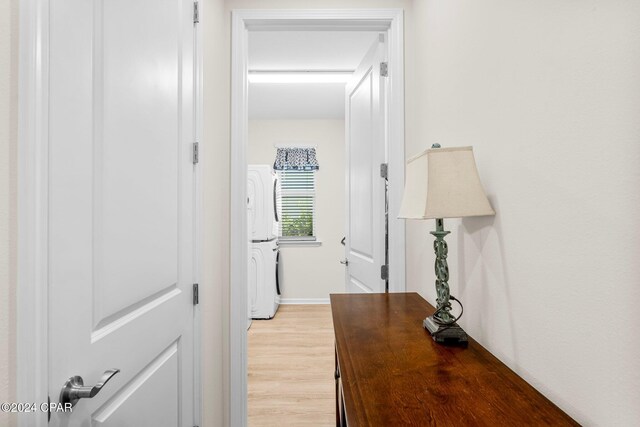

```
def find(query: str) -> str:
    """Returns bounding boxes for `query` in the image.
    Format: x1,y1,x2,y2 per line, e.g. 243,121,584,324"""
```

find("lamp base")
424,316,468,347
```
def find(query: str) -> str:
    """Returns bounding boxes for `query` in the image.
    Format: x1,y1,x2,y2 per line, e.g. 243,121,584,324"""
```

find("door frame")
231,9,405,425
16,0,204,425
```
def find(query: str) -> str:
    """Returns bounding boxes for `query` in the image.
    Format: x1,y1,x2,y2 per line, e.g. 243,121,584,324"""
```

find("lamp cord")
432,296,464,335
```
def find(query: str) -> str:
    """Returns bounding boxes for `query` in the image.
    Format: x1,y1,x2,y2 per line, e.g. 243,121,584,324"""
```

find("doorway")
231,9,405,426
246,29,380,425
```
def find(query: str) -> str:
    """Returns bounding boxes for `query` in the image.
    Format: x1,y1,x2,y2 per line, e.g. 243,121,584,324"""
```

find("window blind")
277,170,316,239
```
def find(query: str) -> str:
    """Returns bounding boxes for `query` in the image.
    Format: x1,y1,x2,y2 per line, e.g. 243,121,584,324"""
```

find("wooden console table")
330,293,578,426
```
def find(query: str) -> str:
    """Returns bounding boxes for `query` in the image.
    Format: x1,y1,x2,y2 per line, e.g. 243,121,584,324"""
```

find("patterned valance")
273,147,320,171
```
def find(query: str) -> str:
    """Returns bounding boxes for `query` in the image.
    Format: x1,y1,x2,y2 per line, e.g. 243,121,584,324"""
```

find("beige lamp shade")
398,146,495,220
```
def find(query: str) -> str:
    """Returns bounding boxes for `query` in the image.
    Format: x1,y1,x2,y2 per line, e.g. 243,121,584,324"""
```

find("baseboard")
279,298,330,305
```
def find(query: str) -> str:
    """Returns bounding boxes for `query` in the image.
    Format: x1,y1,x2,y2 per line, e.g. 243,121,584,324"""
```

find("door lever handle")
59,369,120,407
340,259,349,266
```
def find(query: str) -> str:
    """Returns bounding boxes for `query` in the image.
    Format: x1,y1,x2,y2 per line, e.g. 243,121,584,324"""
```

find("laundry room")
246,30,385,320
248,121,344,309
244,29,388,424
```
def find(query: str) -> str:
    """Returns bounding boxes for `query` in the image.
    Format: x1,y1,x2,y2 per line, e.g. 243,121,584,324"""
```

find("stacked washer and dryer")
247,165,282,325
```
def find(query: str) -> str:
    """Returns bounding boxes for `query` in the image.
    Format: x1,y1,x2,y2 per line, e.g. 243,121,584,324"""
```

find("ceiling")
248,31,379,120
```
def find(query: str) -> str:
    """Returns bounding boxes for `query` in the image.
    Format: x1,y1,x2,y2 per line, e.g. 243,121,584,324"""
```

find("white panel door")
47,0,196,425
344,37,387,293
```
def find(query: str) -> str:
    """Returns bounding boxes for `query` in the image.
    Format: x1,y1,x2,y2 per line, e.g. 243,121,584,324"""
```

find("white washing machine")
249,239,281,319
247,165,282,323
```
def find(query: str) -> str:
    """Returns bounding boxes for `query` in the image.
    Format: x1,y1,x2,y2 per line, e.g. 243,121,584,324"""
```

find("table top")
330,292,578,427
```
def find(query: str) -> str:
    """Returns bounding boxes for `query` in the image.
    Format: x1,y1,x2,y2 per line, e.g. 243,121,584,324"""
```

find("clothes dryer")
249,239,280,319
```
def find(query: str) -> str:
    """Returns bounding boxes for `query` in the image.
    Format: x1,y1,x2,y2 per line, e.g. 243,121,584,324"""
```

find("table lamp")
398,144,495,345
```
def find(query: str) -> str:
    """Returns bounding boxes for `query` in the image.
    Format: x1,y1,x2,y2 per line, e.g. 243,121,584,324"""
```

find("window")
278,170,316,240
273,146,319,242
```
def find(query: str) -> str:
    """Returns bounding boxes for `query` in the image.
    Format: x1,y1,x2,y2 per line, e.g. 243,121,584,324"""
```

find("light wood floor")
248,304,335,426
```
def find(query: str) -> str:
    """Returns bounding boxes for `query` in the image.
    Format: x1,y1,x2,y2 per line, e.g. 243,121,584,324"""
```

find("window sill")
278,239,322,247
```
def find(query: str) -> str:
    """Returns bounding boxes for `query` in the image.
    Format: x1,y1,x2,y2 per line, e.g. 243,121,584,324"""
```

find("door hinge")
193,283,199,305
193,1,199,24
192,141,199,164
380,163,388,179
381,265,389,281
380,62,388,77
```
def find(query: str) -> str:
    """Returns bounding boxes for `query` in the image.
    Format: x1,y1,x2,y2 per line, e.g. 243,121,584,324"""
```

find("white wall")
0,0,18,425
407,1,640,425
248,120,346,300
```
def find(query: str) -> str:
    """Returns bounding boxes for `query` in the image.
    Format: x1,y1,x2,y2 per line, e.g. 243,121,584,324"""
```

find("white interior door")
344,36,387,293
47,0,197,425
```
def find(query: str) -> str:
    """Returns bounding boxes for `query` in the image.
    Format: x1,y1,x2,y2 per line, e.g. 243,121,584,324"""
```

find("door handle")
273,179,279,222
59,369,120,407
340,259,349,266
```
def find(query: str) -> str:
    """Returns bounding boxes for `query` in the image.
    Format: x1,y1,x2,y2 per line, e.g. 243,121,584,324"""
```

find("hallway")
248,305,334,426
